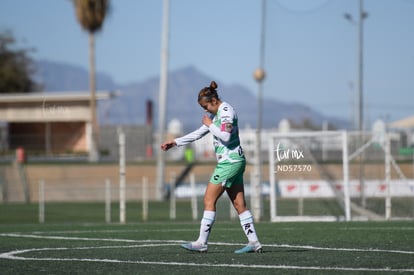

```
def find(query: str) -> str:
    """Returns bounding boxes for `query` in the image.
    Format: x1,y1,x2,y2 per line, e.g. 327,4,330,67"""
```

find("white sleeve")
174,125,209,146
208,124,231,142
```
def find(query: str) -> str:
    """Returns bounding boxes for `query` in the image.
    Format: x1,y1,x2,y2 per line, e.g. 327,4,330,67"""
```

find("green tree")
0,31,41,93
71,0,110,162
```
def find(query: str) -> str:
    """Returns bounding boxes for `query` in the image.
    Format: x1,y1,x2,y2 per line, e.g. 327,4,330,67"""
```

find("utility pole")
345,0,368,207
156,0,170,200
251,0,267,221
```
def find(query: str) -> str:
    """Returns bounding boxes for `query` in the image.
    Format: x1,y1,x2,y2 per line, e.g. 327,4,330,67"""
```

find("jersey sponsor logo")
214,174,220,181
221,119,232,125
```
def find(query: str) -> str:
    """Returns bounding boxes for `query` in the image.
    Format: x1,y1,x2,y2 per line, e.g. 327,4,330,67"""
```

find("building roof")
0,91,118,103
0,91,118,122
388,115,414,129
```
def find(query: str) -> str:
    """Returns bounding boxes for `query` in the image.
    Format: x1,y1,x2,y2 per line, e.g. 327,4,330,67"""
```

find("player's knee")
203,197,216,210
232,200,247,214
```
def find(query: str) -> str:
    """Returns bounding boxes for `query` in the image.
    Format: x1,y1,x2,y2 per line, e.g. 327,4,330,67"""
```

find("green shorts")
209,160,246,188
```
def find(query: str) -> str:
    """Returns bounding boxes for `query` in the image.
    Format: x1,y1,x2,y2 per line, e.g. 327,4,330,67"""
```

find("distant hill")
34,60,350,131
34,60,117,91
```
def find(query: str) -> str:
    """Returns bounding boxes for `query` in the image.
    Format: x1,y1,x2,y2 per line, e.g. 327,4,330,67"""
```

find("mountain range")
34,60,350,131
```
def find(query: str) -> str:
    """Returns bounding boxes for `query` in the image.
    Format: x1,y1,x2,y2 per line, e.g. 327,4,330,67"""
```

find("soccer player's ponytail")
198,81,220,103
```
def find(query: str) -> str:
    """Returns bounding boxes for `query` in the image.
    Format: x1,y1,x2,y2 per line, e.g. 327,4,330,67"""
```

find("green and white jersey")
174,101,245,163
211,102,244,163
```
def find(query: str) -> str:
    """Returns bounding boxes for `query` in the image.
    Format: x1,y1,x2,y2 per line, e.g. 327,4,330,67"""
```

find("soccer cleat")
234,241,263,254
180,242,208,253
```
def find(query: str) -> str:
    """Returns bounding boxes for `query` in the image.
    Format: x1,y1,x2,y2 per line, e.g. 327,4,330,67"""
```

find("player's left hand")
161,141,176,151
202,114,212,126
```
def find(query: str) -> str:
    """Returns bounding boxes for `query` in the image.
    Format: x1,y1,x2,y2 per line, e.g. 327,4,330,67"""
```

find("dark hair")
198,81,220,103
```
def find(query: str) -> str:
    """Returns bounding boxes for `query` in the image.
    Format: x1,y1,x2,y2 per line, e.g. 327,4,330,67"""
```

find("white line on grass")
339,227,414,231
261,243,414,255
2,228,240,235
1,244,414,273
0,233,185,243
1,233,414,255
1,233,414,272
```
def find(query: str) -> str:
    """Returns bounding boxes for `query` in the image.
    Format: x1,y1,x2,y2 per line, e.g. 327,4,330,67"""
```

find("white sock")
239,210,259,243
196,210,216,245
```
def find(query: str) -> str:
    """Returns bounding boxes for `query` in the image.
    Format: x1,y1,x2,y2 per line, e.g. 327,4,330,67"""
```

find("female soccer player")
160,81,262,254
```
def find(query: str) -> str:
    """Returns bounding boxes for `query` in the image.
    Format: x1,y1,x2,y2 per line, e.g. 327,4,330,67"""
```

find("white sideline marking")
2,233,414,255
339,227,414,231
1,233,414,272
262,243,414,255
29,228,200,234
1,246,414,273
29,228,240,234
0,233,184,243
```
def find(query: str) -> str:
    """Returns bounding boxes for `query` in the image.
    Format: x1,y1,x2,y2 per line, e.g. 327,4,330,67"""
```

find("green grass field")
1,202,414,274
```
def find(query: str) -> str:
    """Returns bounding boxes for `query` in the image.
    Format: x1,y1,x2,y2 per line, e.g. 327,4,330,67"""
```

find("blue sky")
1,0,413,127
